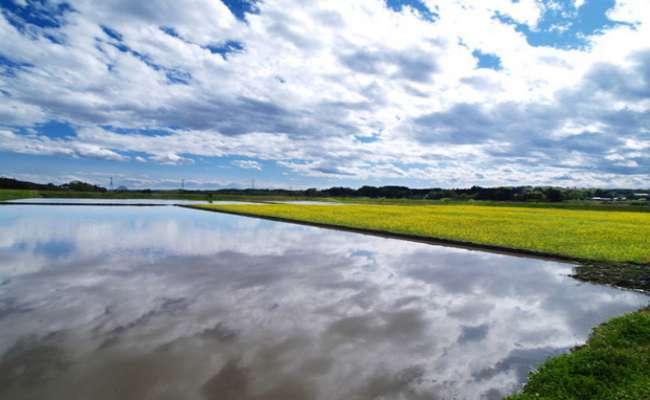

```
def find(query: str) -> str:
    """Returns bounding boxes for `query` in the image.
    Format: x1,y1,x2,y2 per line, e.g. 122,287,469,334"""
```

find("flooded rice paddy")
0,205,647,400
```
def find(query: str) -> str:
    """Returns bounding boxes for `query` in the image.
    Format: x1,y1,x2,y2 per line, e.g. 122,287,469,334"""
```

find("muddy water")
0,206,647,400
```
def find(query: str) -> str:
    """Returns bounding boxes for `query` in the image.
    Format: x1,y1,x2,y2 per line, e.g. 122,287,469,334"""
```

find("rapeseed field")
194,203,650,264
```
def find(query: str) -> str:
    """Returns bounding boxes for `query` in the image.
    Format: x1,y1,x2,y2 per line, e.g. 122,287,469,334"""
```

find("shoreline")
0,202,172,206
185,204,650,294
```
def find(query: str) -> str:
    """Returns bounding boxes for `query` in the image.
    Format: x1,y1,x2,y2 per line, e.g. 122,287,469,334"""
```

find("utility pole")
110,177,113,191
181,179,185,190
251,179,255,189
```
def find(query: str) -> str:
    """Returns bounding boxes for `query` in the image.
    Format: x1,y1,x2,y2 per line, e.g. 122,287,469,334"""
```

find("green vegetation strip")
192,203,650,265
0,188,319,203
0,189,40,202
507,307,650,400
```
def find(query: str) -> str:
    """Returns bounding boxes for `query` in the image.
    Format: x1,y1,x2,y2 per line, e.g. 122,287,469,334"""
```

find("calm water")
0,206,647,400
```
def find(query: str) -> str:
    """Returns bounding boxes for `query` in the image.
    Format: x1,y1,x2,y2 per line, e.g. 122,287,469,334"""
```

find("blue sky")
0,0,649,189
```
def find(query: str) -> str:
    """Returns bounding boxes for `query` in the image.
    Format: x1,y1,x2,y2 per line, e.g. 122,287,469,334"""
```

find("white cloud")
0,0,649,187
607,0,649,24
232,159,262,171
0,130,128,161
149,152,194,165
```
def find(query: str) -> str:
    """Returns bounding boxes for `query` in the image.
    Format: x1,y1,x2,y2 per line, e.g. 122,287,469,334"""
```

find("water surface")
0,205,646,400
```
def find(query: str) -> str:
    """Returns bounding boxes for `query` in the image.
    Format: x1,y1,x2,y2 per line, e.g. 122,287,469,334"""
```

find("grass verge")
507,307,650,400
0,189,40,201
0,188,323,203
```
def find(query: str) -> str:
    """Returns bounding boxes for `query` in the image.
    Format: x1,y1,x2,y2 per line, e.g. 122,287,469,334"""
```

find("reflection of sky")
0,206,647,400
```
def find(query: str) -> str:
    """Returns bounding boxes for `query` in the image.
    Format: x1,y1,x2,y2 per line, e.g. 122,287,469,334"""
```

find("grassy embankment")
0,188,320,203
0,189,40,201
192,203,650,399
507,307,650,399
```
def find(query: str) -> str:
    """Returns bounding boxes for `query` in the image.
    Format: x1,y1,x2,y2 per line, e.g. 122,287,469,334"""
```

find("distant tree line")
204,185,649,202
2,177,648,202
310,186,648,202
0,177,107,192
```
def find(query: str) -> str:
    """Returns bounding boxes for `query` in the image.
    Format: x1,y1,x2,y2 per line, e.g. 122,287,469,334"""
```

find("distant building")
591,196,629,202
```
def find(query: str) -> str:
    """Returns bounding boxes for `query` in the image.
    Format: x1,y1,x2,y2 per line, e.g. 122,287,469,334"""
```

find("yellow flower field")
193,203,650,264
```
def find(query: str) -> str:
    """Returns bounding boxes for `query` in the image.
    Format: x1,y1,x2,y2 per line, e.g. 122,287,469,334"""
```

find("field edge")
186,204,650,293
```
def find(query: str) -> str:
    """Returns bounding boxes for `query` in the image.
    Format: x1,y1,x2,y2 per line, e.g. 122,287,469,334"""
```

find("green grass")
0,188,318,203
193,203,650,264
0,189,40,201
507,307,650,400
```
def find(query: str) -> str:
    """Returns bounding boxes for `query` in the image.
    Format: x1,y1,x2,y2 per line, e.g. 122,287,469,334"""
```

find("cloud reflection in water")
0,205,647,400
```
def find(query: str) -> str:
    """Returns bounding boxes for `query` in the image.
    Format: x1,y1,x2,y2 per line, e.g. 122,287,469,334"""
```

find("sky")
0,0,649,190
